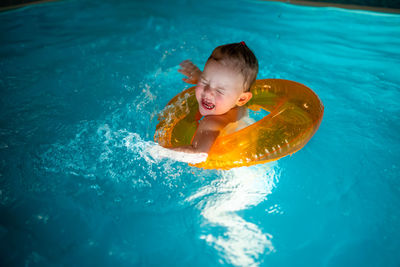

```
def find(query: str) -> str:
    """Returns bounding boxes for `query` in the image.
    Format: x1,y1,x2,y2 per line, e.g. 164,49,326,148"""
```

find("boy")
171,42,259,155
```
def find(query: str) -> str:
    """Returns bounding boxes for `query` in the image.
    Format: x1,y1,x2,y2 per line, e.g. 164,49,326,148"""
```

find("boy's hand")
147,144,208,164
178,60,202,84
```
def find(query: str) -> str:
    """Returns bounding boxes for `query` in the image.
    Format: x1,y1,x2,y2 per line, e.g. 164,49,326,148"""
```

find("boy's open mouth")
201,99,215,110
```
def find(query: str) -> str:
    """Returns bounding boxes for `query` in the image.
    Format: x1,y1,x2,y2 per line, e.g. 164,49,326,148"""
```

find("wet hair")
207,42,258,92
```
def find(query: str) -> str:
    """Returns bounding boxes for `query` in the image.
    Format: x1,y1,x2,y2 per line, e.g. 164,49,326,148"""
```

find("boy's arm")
178,60,202,84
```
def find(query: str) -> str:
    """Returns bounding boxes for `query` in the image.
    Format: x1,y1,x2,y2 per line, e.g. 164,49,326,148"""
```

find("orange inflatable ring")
154,79,324,170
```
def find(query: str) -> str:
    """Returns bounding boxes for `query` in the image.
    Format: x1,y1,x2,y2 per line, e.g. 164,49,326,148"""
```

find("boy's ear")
236,92,253,106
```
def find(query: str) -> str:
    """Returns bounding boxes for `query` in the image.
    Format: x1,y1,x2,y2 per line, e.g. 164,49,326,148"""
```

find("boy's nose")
203,85,213,97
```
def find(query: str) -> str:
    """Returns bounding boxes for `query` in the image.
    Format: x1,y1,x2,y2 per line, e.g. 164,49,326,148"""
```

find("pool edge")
262,0,400,14
0,0,59,12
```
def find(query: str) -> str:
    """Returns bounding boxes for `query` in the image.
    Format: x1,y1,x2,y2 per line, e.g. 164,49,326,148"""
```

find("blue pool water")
1,0,400,266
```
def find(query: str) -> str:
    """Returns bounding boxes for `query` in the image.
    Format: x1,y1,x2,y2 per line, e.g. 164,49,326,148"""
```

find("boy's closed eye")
199,78,208,85
216,88,225,95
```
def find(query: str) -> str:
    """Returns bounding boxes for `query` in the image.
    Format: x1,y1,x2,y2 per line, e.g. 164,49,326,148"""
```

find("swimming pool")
1,0,399,266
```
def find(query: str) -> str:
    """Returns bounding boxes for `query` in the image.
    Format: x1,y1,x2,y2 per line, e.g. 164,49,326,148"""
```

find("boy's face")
195,60,251,116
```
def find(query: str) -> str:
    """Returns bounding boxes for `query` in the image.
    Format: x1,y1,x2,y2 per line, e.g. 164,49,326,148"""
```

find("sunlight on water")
186,165,279,266
122,130,279,266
